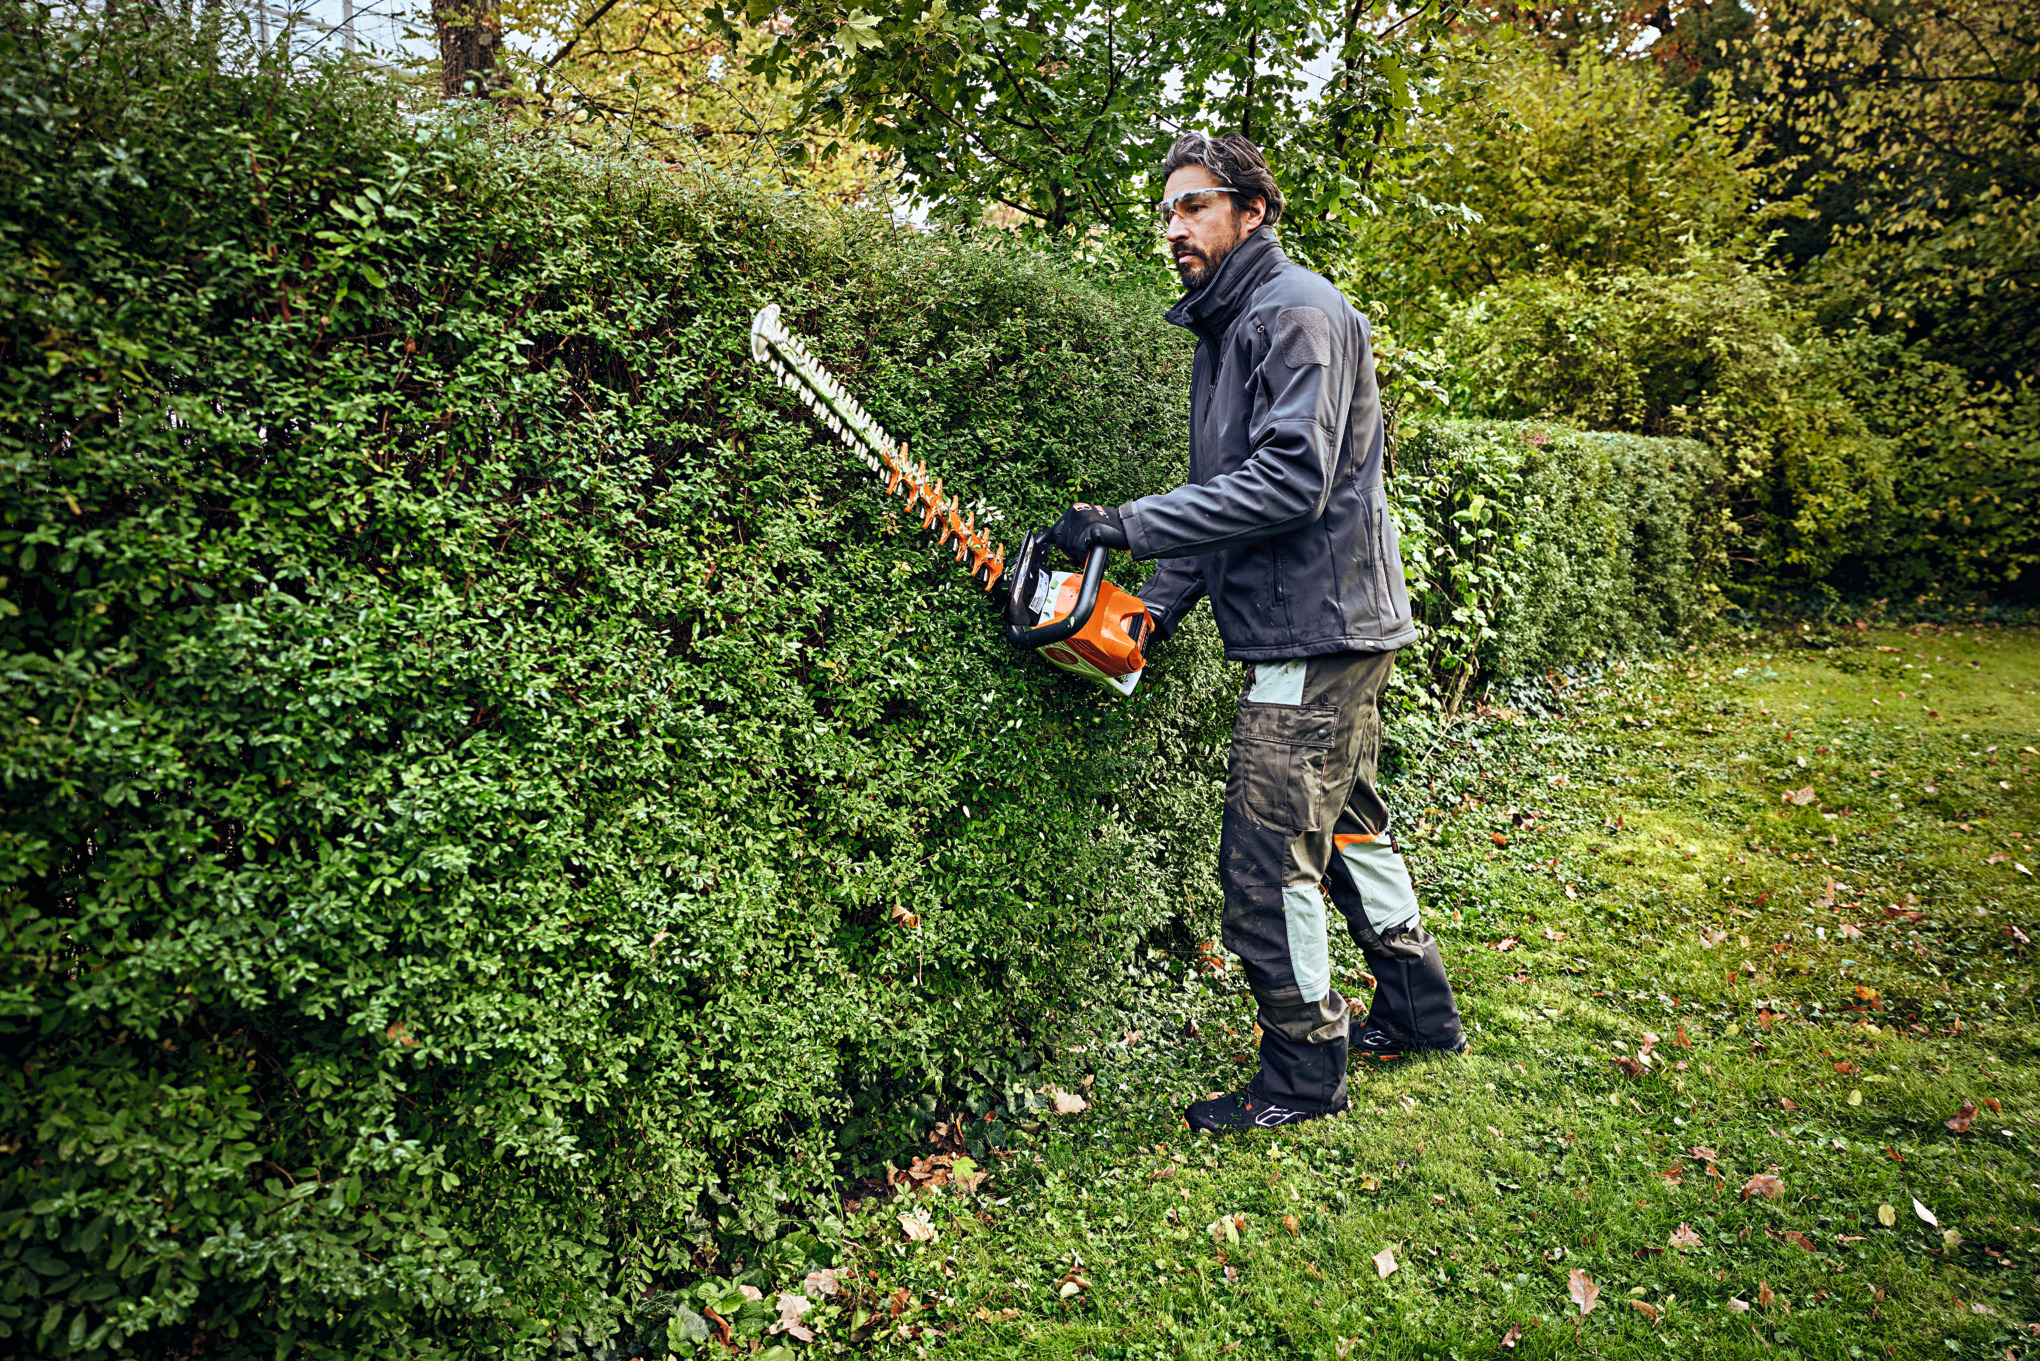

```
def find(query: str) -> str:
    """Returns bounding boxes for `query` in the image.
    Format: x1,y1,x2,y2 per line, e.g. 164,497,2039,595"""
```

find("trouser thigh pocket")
1225,701,1339,836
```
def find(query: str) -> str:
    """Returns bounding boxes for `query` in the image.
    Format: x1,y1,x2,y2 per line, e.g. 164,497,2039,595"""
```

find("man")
1046,132,1466,1134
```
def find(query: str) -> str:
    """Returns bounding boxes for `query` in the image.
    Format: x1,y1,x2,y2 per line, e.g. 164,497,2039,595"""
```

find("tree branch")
547,0,627,69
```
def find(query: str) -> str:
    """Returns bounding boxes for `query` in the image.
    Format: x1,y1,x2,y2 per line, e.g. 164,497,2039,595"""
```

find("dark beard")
1173,233,1237,291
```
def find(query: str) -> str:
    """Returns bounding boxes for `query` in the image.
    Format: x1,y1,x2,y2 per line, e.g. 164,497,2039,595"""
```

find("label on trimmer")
1028,568,1057,622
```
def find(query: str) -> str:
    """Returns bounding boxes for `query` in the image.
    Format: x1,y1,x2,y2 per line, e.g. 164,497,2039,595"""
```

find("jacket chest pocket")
1225,701,1339,836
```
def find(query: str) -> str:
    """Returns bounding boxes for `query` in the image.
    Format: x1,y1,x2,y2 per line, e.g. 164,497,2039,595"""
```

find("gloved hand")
1047,502,1129,563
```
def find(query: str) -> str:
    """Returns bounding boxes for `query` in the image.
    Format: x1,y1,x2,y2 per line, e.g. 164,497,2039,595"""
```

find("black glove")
1047,502,1129,563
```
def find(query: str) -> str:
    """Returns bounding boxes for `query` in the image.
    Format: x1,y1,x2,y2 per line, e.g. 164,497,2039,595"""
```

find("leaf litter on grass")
828,626,2040,1360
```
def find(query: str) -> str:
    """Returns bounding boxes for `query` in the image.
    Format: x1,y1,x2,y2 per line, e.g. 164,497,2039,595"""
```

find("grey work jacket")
1122,228,1417,660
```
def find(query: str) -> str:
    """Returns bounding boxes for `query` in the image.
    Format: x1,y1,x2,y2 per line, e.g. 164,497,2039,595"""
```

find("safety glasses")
1156,186,1245,229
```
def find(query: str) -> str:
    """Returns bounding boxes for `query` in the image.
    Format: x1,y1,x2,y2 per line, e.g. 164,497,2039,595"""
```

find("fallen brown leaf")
1050,1090,1089,1115
1372,1246,1398,1279
1629,1299,1659,1324
1741,1174,1785,1200
1726,1297,1749,1314
1946,1100,1978,1133
1282,1214,1300,1236
1756,1282,1775,1308
1784,786,1817,806
1500,1323,1523,1349
771,1293,815,1342
1670,1224,1703,1248
1567,1268,1599,1317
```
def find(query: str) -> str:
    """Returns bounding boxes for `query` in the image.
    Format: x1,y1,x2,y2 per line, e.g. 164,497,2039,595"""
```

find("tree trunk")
1241,30,1258,139
433,0,500,98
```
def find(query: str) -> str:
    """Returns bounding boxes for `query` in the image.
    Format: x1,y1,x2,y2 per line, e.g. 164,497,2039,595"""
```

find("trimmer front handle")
1003,531,1108,648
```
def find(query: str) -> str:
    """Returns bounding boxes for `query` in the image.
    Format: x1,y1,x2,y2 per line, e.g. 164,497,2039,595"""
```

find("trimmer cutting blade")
749,304,1149,694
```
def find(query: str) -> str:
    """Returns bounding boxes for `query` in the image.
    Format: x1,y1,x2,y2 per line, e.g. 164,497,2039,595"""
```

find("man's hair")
1160,131,1284,227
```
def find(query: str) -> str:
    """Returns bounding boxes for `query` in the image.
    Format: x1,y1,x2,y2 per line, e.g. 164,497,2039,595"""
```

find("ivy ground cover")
789,624,2040,1361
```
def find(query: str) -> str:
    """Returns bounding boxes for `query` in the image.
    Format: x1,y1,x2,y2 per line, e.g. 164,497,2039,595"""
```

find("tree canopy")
710,0,1488,268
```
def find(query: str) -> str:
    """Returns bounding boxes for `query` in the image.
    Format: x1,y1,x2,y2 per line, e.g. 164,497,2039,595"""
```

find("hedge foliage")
1383,419,1725,739
1440,262,2040,599
0,13,1725,1357
0,15,1243,1356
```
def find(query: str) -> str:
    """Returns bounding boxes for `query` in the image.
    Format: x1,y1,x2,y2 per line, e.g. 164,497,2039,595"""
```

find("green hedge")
0,14,1248,1356
1380,418,1725,744
0,14,1729,1357
1436,260,2040,601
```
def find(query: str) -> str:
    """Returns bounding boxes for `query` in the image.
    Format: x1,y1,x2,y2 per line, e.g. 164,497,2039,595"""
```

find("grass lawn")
829,624,2040,1361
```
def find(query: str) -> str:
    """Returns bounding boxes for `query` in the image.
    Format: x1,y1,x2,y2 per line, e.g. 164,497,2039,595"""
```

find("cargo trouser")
1220,650,1465,1112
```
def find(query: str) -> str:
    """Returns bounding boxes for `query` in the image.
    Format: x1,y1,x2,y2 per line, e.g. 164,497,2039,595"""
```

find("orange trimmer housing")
1004,531,1150,696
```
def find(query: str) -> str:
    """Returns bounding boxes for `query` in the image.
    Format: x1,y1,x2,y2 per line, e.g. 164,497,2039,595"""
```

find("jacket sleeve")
1118,303,1349,561
1136,556,1206,640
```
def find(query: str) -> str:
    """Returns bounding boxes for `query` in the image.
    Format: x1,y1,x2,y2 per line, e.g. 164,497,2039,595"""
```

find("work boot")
1351,1018,1468,1063
1186,1089,1348,1134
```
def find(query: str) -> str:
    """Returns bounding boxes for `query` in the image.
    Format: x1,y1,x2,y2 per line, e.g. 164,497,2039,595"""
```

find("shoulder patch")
1275,305,1331,368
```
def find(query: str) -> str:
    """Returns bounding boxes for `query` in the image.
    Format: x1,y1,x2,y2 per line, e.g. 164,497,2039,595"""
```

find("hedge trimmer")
748,303,1151,694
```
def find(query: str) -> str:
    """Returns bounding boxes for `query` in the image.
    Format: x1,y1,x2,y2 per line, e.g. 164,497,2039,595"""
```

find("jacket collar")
1164,227,1286,349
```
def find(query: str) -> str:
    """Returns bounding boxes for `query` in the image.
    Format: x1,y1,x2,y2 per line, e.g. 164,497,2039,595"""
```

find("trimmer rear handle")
1003,531,1108,648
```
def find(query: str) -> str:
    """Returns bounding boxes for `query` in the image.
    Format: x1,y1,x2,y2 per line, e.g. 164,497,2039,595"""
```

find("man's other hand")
1048,503,1129,562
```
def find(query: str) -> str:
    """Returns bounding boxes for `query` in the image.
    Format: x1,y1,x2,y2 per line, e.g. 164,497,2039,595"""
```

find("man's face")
1162,164,1265,291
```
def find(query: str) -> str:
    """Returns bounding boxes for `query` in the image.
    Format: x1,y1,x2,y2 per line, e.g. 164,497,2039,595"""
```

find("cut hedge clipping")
0,12,1720,1357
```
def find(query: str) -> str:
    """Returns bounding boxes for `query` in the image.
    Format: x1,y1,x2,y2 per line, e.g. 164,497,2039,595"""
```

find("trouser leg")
1216,659,1352,1112
1314,655,1465,1051
1218,810,1350,1111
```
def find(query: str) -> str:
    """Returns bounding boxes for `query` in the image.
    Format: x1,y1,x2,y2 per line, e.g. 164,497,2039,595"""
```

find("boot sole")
1357,1039,1469,1063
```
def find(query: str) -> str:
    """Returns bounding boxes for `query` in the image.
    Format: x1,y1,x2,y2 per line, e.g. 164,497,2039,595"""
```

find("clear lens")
1157,187,1237,229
